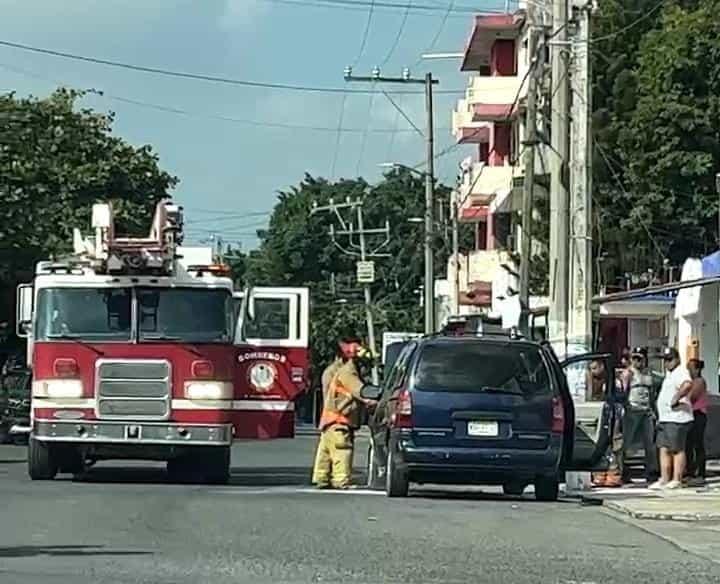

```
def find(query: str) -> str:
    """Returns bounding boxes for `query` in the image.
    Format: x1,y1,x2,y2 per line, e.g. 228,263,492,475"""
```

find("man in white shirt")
650,347,694,490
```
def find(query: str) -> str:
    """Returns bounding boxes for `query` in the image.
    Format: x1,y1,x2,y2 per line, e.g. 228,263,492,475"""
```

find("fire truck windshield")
137,288,233,343
35,288,132,342
34,287,233,344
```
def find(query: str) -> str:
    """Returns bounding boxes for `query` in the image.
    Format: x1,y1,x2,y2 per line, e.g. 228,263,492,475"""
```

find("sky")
0,0,509,248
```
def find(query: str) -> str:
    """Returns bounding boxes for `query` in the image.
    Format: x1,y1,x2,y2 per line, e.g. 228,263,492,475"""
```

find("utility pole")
424,72,436,334
311,198,391,385
715,172,720,245
344,66,439,334
568,1,593,351
451,188,460,314
519,5,542,333
549,0,571,357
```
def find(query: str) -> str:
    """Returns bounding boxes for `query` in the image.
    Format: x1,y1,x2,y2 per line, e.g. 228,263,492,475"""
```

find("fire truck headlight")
33,379,84,399
184,381,233,401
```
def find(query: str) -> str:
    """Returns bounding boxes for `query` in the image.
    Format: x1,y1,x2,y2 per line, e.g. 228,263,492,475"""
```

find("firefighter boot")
592,472,607,487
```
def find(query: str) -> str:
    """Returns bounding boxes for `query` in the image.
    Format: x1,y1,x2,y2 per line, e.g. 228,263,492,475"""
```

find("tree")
0,89,177,290
590,0,720,288
241,169,453,386
618,0,720,264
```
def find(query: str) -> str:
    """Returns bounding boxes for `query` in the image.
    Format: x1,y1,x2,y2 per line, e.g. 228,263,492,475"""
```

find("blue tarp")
701,250,720,277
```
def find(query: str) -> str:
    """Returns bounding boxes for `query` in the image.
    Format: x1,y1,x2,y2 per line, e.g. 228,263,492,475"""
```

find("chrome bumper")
32,420,233,446
9,424,31,435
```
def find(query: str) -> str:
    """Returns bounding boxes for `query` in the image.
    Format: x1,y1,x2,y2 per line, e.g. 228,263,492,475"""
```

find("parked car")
361,326,614,501
0,352,31,445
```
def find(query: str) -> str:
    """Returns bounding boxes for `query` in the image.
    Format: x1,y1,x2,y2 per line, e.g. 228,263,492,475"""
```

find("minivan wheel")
534,476,559,502
385,443,409,498
502,481,527,496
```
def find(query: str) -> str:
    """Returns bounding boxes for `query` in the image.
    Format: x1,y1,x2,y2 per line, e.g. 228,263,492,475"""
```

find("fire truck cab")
15,201,309,484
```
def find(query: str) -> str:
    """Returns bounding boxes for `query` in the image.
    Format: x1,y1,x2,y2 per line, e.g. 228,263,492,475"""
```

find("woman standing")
685,359,708,484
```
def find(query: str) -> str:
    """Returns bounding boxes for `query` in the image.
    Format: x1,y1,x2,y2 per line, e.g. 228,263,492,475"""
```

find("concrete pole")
568,2,593,351
424,72,436,334
451,188,460,314
356,204,380,385
549,0,570,357
519,8,540,333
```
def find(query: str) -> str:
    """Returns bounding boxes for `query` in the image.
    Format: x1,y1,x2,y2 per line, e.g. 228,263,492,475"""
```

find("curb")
604,500,720,522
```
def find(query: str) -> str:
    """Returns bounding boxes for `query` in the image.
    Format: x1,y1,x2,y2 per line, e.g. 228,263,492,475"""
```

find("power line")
356,90,377,175
0,38,463,95
590,0,665,43
593,139,666,261
380,0,413,66
354,0,376,65
413,0,455,67
0,62,440,134
259,0,500,15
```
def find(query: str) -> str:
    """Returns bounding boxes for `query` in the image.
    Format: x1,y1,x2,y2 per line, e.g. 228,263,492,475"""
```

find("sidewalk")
578,462,720,521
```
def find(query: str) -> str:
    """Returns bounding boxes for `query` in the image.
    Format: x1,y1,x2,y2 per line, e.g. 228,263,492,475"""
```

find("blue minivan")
363,330,613,500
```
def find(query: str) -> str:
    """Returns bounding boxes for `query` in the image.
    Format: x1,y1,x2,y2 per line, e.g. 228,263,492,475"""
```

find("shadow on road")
70,464,362,487
410,488,575,504
0,459,25,464
0,545,153,558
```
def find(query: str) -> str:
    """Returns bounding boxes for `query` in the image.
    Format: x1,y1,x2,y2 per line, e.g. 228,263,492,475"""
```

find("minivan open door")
559,352,615,471
232,286,310,438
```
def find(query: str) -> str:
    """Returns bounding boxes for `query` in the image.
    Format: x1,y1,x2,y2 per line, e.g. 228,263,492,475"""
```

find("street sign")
356,260,375,283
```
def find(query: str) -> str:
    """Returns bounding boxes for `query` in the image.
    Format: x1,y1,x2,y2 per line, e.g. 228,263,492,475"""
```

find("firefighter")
311,337,378,489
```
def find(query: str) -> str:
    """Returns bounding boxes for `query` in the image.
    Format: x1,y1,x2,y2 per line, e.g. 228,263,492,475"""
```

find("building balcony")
465,75,525,122
452,103,490,144
457,164,515,221
461,13,525,73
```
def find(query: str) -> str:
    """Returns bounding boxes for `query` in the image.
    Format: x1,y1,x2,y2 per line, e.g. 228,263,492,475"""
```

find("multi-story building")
437,5,549,325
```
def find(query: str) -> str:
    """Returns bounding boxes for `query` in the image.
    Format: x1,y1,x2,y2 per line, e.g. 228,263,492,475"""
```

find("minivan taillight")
392,389,413,428
551,396,565,433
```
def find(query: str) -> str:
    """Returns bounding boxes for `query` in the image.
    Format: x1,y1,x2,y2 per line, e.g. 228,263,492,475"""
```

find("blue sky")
0,0,507,248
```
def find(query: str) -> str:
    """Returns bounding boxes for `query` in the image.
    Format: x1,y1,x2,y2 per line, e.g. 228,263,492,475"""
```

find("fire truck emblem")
248,361,276,392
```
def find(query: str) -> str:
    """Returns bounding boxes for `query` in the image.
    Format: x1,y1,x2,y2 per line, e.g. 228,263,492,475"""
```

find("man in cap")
650,347,694,490
620,347,659,484
311,336,378,489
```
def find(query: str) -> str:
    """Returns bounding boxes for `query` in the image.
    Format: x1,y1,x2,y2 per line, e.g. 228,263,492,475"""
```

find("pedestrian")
650,347,694,490
587,359,622,488
311,337,378,489
685,358,708,484
620,347,659,484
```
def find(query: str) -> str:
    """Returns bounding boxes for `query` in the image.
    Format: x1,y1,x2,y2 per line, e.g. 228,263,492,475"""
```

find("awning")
472,103,519,121
461,12,526,72
456,125,490,144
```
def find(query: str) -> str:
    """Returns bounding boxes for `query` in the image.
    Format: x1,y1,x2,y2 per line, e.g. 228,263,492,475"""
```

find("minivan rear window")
414,342,551,395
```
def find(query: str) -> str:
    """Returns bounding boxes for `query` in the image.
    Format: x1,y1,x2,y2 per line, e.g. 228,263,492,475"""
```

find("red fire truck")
15,200,309,483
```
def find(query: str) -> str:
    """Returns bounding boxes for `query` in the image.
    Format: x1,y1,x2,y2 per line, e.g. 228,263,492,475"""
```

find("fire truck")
14,200,309,483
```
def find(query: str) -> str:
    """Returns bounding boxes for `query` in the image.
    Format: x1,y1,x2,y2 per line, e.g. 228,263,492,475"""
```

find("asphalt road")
1,434,719,584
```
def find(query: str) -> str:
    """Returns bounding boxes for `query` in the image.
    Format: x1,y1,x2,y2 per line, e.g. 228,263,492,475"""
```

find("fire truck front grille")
96,360,171,420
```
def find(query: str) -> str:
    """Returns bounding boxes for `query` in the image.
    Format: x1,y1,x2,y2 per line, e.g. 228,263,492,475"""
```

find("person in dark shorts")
650,348,694,490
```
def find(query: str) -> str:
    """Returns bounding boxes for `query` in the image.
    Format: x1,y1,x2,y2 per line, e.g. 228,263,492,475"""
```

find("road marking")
213,486,385,496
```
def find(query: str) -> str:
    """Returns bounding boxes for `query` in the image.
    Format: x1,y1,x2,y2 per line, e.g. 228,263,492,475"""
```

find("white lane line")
213,486,385,496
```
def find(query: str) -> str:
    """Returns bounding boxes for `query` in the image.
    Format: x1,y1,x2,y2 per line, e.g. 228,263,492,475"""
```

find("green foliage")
0,89,177,288
591,0,720,285
239,169,452,385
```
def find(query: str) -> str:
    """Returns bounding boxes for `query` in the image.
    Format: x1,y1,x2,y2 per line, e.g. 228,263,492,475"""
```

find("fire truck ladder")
72,200,184,276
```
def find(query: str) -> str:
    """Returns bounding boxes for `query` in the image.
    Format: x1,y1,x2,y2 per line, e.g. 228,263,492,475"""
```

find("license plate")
467,421,498,437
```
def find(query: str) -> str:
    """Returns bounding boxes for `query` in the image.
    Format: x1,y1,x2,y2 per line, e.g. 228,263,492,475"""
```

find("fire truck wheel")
28,437,58,480
204,447,231,485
